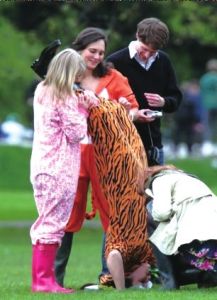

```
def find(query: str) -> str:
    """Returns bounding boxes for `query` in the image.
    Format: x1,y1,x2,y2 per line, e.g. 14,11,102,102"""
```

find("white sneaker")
131,281,153,289
84,284,100,291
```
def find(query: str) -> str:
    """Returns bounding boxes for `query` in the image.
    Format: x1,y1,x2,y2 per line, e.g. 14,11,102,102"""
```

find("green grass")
0,227,217,300
0,191,36,221
1,146,217,298
0,146,216,221
166,157,217,192
0,145,32,191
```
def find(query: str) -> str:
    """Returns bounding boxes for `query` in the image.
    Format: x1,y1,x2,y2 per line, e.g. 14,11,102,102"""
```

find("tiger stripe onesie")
88,98,154,278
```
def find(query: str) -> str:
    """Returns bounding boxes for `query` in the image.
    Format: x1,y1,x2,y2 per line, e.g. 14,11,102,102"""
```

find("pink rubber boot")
32,243,75,293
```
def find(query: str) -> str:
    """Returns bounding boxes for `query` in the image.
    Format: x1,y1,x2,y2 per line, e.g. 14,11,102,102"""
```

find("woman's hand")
77,90,99,111
118,97,132,112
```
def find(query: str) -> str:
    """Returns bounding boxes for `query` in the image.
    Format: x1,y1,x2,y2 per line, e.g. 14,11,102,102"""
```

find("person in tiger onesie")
30,28,154,290
54,27,154,289
88,98,154,289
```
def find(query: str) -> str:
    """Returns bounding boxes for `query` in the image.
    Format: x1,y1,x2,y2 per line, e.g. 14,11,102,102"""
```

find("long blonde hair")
44,48,86,102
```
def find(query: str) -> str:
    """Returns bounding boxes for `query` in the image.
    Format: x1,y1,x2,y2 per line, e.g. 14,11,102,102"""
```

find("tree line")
0,1,217,125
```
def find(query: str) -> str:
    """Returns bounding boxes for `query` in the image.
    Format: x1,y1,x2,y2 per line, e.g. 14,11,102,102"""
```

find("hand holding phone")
144,110,163,118
135,109,162,123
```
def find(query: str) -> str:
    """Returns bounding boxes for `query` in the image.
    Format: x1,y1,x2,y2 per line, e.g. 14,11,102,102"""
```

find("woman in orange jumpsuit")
54,27,140,287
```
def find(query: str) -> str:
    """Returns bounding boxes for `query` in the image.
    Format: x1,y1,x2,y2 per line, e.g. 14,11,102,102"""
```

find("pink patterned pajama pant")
30,173,77,245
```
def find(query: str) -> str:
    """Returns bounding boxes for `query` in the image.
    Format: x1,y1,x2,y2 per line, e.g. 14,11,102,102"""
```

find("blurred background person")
200,59,217,148
200,59,217,166
0,113,33,146
172,80,205,157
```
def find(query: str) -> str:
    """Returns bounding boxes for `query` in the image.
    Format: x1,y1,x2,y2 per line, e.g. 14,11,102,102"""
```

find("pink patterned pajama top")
30,82,88,245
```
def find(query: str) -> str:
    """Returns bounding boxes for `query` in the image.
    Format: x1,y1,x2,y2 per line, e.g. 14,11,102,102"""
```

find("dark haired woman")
54,27,147,288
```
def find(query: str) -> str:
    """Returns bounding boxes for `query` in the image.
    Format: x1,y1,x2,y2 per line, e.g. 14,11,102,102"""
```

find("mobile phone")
145,110,163,118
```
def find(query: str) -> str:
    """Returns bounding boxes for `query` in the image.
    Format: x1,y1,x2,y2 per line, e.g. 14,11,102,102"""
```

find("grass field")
1,227,217,300
0,145,217,299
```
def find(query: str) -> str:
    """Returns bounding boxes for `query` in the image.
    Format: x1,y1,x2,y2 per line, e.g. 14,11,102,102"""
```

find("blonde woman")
30,48,98,293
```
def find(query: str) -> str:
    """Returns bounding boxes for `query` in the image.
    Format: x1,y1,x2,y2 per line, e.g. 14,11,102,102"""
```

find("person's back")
173,80,204,154
200,61,217,110
199,59,217,143
30,48,99,294
146,165,217,289
31,82,86,181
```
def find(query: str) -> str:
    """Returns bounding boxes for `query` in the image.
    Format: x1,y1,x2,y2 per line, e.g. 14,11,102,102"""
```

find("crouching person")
144,165,217,289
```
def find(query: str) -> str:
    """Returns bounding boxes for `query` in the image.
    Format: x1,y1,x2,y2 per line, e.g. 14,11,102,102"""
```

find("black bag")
31,39,61,79
147,146,161,166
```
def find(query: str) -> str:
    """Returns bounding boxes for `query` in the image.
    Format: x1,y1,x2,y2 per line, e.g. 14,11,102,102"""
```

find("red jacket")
96,68,138,109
